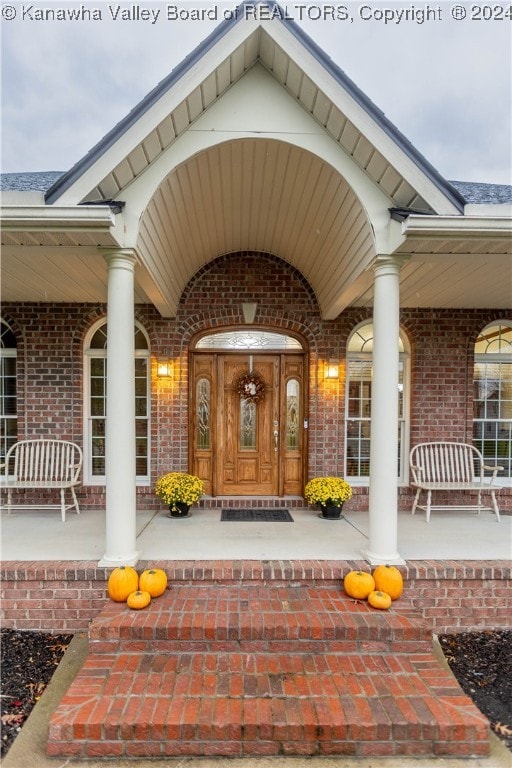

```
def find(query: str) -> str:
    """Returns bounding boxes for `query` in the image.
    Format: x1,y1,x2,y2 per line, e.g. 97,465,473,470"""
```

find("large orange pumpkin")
372,565,404,601
127,590,152,610
139,568,168,597
107,566,139,602
343,570,375,600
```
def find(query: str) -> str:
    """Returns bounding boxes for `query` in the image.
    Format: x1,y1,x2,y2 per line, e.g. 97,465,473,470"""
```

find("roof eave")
1,204,116,230
401,213,512,240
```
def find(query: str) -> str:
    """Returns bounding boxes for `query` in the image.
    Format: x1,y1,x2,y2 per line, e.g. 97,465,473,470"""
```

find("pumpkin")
368,590,392,610
127,590,152,610
139,568,168,598
372,564,404,601
343,570,375,600
107,565,139,602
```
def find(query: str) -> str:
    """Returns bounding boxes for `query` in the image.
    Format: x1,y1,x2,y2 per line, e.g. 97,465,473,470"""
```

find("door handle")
273,429,279,452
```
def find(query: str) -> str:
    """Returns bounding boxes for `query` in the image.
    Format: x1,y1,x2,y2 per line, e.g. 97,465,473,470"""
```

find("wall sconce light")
325,359,340,380
157,358,173,378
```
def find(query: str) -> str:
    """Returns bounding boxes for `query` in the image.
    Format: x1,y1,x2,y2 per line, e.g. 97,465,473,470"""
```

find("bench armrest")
71,461,83,481
409,463,423,483
482,464,503,485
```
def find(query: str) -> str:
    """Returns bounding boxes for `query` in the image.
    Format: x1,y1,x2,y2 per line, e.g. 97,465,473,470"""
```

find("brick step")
47,649,489,759
47,578,491,759
89,584,431,654
199,496,305,509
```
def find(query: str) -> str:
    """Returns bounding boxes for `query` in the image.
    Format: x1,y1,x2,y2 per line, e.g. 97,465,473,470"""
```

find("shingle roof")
0,171,64,192
448,180,512,204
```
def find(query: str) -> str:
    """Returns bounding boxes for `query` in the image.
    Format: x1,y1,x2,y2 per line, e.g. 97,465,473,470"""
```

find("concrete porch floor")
1,505,510,562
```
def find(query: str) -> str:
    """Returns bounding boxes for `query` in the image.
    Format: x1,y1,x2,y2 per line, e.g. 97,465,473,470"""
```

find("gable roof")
43,0,465,213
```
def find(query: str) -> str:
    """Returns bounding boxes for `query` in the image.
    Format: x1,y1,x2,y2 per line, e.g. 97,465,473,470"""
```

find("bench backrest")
4,440,82,483
409,442,482,483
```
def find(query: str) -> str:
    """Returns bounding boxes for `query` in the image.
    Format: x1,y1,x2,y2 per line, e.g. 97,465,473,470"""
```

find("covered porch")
1,10,510,570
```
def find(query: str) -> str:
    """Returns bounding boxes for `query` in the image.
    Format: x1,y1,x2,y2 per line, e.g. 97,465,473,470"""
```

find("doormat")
221,509,294,522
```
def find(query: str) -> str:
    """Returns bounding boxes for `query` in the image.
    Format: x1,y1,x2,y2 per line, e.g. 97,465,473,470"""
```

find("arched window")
473,322,512,480
84,320,150,484
0,321,17,460
345,322,410,482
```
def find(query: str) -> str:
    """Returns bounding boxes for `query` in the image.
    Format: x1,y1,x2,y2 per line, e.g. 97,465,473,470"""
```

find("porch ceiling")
0,206,153,304
136,139,375,318
1,191,510,310
135,141,511,317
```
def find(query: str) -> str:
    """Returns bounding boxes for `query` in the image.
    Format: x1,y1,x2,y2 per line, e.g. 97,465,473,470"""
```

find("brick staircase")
47,563,490,760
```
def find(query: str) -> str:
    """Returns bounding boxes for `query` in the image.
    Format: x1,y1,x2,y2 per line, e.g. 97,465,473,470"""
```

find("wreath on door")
236,372,266,403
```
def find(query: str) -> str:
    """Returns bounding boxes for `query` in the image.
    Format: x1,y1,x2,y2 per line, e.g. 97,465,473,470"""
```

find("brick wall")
1,560,510,636
1,252,510,512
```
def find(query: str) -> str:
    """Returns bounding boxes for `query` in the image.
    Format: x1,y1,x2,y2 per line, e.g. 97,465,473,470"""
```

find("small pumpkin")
107,565,139,602
139,568,168,598
343,570,375,600
368,590,392,610
126,590,152,610
372,564,404,601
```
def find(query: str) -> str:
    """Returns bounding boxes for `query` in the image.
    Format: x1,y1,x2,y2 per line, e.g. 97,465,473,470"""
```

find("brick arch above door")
180,251,318,316
172,252,321,351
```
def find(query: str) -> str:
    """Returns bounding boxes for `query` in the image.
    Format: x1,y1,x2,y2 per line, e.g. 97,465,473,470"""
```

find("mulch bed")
438,629,512,751
1,628,511,757
1,629,72,757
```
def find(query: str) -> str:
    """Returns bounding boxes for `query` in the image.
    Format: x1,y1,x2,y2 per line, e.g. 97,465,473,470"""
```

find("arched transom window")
195,330,303,350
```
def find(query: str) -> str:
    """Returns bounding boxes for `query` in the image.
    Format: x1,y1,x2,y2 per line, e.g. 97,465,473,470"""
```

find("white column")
362,255,405,565
99,249,139,566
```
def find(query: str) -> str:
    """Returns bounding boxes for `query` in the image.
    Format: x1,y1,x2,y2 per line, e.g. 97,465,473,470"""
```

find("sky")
1,0,511,184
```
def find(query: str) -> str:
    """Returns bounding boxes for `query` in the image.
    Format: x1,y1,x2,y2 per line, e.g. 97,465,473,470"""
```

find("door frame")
189,330,308,497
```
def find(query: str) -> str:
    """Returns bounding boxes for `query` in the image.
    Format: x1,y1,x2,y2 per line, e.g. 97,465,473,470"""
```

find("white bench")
409,442,502,522
1,439,82,522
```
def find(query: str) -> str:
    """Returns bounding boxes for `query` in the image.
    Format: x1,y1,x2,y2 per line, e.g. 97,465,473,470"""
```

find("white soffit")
0,205,155,304
136,138,375,318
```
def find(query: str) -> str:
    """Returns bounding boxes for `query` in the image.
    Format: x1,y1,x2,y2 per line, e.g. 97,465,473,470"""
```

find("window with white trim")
0,321,17,461
345,322,410,482
473,322,512,480
84,321,150,484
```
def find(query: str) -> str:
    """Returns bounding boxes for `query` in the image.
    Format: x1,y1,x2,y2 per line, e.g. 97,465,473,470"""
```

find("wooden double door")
191,353,306,496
